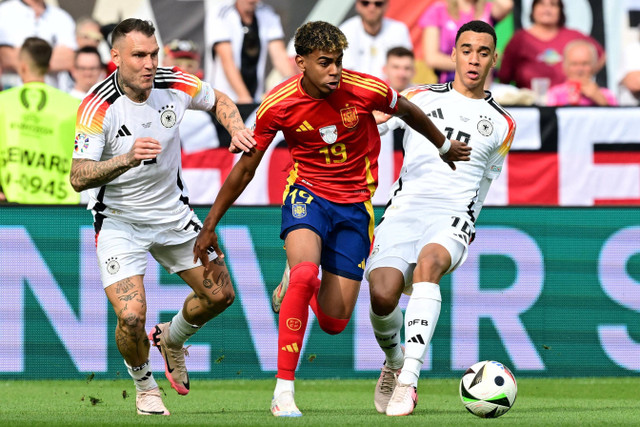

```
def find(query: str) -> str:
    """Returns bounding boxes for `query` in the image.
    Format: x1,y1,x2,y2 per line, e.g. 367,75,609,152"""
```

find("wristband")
438,138,451,155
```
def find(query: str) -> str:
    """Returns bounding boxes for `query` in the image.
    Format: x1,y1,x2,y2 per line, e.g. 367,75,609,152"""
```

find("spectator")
162,39,220,155
383,46,416,92
618,32,640,106
497,0,604,89
420,0,513,84
68,46,105,100
375,46,416,206
164,39,204,79
0,37,79,204
0,0,76,90
340,0,412,79
75,17,104,49
546,40,617,106
205,0,296,104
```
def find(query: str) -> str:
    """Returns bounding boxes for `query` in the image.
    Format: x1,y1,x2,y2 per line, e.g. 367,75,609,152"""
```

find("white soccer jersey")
204,1,285,102
340,17,412,79
381,82,515,222
73,67,216,224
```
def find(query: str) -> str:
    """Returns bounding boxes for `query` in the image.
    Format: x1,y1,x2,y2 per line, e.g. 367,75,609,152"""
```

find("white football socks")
397,282,441,387
167,310,200,347
126,360,158,392
274,378,295,398
370,304,404,370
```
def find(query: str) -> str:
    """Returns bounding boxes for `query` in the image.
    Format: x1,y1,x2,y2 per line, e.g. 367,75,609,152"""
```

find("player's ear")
451,46,457,63
491,51,497,68
111,47,120,68
295,54,305,72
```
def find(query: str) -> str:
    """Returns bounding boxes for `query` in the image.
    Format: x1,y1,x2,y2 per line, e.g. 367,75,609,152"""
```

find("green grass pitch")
0,377,638,426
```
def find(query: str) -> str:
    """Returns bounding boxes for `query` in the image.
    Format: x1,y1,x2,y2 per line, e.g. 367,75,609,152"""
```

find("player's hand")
441,139,471,170
372,110,392,125
229,128,256,153
128,137,162,166
193,226,224,277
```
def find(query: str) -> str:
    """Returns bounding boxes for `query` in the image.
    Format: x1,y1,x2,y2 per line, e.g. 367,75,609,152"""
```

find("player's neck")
118,72,150,103
452,78,485,99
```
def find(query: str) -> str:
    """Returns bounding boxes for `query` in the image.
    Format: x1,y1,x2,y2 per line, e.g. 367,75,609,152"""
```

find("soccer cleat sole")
136,407,170,416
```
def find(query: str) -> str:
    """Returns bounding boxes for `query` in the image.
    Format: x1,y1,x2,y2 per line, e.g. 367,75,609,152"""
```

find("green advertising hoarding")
0,206,638,379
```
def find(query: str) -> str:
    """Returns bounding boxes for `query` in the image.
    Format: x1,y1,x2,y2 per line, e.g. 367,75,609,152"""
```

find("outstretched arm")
394,96,471,169
193,148,265,274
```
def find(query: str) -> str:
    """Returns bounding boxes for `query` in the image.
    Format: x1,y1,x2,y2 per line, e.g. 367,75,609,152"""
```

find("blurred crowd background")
1,0,639,206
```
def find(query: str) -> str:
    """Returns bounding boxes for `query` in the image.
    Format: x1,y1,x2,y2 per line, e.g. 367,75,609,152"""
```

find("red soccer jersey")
254,69,400,203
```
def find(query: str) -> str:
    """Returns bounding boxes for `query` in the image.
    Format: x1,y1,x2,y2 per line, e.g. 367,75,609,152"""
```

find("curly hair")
294,21,348,56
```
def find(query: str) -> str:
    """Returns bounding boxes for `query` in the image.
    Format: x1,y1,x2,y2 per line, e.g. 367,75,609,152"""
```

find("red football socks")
276,261,319,380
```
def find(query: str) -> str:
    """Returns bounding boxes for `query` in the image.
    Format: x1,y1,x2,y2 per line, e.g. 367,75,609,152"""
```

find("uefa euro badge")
340,106,359,128
159,104,177,128
74,133,89,153
319,125,338,144
292,203,307,218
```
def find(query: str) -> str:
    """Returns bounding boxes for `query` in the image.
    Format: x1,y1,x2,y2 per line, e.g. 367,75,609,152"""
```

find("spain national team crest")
340,106,359,128
292,202,307,218
319,125,338,144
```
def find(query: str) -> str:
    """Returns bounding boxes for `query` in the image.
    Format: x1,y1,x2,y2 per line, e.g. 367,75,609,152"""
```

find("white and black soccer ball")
459,360,517,418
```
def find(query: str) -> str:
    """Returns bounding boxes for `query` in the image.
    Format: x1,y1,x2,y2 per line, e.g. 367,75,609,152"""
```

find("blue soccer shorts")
280,183,374,281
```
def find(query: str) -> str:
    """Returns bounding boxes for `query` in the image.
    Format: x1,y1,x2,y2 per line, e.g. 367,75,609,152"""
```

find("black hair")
20,37,52,75
75,46,103,66
111,18,155,45
386,46,414,60
455,20,497,48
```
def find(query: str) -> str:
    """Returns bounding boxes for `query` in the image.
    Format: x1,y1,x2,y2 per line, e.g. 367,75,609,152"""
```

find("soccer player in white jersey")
70,18,255,416
365,20,516,417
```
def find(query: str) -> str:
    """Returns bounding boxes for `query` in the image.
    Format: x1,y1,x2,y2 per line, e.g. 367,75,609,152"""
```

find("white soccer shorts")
95,212,217,288
365,207,472,294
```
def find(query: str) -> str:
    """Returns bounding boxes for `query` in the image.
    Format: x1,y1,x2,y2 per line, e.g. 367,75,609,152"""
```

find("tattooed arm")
69,137,162,192
211,89,256,153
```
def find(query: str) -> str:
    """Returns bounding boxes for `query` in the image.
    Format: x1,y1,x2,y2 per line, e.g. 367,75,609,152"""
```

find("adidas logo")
375,332,397,342
281,342,300,353
408,334,425,344
115,124,131,138
427,108,444,120
296,121,314,132
358,259,366,270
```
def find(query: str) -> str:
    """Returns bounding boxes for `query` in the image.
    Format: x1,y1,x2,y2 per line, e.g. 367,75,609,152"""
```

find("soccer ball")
459,360,517,418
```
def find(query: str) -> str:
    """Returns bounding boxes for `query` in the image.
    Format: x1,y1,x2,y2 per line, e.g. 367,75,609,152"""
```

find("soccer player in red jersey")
193,20,471,417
